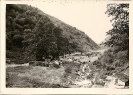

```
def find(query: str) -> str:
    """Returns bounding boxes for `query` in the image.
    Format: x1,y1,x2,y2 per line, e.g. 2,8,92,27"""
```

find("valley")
6,48,128,88
5,4,129,89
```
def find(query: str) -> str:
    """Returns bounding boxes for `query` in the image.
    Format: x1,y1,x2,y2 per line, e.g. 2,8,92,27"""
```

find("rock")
74,79,93,88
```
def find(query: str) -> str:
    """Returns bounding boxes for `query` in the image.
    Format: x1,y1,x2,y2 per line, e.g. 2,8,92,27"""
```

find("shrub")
95,80,105,86
116,50,128,60
65,67,72,74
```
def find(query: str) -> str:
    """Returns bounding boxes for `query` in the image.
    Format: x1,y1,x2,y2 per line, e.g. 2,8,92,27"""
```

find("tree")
23,16,58,61
13,34,24,48
105,4,129,52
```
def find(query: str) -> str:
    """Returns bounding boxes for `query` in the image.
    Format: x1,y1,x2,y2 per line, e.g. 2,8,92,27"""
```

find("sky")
30,1,113,44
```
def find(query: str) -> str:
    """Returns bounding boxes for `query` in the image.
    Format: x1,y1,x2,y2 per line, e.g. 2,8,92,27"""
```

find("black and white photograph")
4,1,129,89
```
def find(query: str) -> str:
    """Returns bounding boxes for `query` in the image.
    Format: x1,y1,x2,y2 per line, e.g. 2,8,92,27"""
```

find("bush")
116,50,128,59
65,67,72,74
6,49,28,64
93,47,129,80
95,80,105,86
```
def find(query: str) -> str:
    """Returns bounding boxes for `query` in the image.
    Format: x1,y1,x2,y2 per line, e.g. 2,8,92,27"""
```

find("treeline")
93,4,129,76
6,4,98,64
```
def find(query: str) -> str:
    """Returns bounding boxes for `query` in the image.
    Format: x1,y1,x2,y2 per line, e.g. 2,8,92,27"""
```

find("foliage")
6,4,99,64
13,34,24,48
93,48,129,76
93,4,129,76
104,4,129,52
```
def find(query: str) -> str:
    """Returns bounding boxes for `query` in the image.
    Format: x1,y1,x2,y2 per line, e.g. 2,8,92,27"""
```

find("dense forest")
93,4,129,77
6,4,99,64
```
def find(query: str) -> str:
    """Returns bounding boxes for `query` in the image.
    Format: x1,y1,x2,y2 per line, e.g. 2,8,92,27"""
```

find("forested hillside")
6,4,99,64
93,4,129,78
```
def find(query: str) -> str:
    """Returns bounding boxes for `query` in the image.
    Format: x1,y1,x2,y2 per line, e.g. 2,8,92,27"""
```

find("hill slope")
6,4,99,63
46,14,99,51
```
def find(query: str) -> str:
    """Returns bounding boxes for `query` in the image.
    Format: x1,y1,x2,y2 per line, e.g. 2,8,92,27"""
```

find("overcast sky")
30,1,113,44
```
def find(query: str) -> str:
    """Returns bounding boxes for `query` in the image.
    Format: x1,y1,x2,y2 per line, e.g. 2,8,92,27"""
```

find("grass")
6,61,81,88
62,61,81,81
6,66,68,88
7,60,120,88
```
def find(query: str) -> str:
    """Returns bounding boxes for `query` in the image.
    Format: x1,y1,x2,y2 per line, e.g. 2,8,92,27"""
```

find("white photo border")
1,0,133,94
